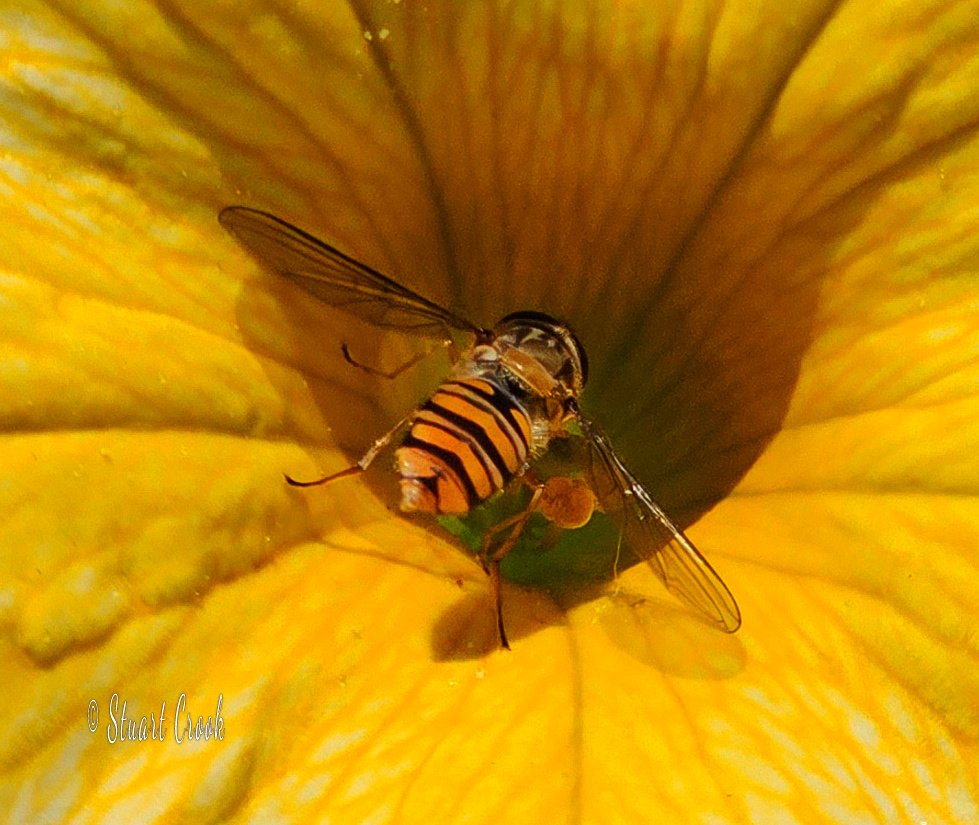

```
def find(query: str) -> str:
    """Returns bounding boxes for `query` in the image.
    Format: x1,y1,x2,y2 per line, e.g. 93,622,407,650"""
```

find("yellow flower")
2,1,977,822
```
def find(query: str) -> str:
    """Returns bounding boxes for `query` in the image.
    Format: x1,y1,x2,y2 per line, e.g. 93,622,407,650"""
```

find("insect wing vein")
576,414,741,632
219,207,480,336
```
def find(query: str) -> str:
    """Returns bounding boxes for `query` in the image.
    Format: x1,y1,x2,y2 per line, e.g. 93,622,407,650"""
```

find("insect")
220,206,741,647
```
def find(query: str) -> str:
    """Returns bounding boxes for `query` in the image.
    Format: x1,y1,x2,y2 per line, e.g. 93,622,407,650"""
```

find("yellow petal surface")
1,1,977,823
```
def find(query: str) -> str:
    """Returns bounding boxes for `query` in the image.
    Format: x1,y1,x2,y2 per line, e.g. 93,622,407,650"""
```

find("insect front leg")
342,322,460,380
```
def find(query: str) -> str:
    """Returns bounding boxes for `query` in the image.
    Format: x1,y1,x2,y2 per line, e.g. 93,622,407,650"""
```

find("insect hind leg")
284,464,363,487
285,410,415,487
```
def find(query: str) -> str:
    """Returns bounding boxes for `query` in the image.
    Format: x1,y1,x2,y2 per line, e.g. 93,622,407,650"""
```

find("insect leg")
341,325,457,380
285,410,414,487
441,323,461,364
478,484,545,649
487,562,510,651
479,484,545,570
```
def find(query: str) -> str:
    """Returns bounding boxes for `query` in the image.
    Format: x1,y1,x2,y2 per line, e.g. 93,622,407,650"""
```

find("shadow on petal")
592,588,746,679
428,584,573,662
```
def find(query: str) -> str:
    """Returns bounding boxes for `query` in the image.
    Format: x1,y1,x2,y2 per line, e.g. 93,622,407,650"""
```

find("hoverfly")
220,206,741,647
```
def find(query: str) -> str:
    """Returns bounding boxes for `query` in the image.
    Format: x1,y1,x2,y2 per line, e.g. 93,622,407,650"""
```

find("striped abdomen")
395,377,533,514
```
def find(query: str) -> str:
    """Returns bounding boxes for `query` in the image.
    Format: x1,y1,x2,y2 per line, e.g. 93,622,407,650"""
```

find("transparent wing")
219,206,482,337
574,411,741,632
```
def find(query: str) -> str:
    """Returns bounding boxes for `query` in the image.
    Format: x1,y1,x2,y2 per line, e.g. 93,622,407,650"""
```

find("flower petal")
2,1,978,823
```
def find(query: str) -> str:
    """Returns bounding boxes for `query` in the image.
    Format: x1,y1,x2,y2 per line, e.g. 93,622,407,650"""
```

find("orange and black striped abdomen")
395,377,533,514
